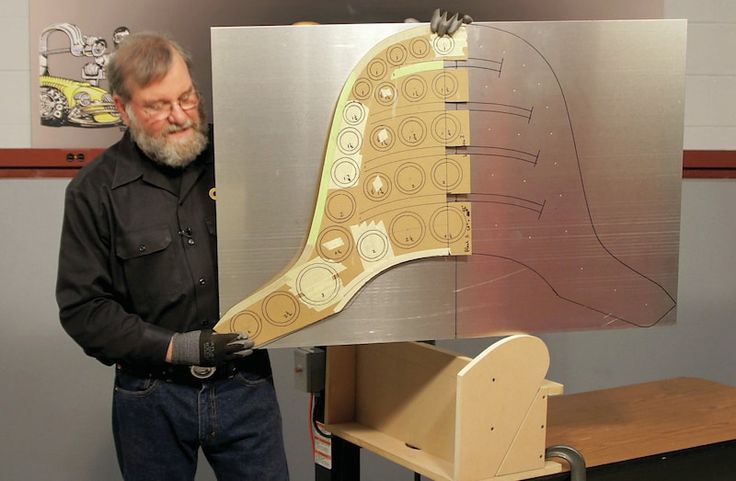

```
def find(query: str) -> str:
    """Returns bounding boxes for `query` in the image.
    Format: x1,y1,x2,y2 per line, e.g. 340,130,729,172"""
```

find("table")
541,377,736,480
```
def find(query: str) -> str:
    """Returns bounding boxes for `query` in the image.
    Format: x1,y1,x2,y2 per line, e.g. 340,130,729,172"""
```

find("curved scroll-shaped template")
215,27,473,345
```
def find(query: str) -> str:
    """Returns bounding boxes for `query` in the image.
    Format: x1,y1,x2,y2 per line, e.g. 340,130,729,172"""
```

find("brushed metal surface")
211,21,684,348
458,21,684,336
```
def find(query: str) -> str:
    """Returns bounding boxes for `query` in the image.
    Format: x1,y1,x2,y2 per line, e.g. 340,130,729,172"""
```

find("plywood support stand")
325,335,564,480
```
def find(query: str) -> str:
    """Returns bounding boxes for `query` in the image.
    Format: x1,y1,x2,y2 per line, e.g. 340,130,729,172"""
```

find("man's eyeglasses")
140,89,199,121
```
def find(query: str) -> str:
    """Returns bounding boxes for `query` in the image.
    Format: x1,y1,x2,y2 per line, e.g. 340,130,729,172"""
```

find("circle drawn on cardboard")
398,116,427,147
430,205,466,243
325,190,356,223
343,101,367,125
296,264,340,307
389,212,426,249
401,75,427,102
432,71,459,98
352,78,372,100
262,292,300,326
230,311,262,339
387,44,408,66
431,157,463,191
375,82,397,106
431,113,461,143
337,127,363,155
410,38,430,59
331,157,360,188
367,58,388,80
395,162,426,194
369,125,395,152
317,226,353,263
433,35,456,55
363,173,392,201
357,230,389,262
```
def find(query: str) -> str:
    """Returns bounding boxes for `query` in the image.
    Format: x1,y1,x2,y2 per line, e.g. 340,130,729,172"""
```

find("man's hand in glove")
430,8,473,37
167,329,254,366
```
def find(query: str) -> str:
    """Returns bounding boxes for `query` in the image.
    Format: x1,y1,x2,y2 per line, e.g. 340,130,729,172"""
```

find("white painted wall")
672,0,736,148
1,1,735,480
0,0,30,147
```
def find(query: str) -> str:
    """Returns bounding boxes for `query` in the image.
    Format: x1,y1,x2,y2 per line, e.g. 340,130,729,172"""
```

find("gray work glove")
430,8,473,37
171,329,254,367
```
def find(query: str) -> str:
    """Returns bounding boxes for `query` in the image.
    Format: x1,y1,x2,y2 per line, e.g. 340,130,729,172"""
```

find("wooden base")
325,335,563,481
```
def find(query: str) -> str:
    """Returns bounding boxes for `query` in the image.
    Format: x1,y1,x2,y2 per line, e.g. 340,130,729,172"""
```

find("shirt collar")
111,126,213,192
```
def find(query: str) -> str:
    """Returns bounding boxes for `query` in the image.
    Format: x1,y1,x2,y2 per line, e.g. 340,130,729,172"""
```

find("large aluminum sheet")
211,21,685,348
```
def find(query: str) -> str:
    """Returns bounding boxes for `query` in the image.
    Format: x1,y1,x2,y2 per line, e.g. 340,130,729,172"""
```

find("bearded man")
56,33,289,481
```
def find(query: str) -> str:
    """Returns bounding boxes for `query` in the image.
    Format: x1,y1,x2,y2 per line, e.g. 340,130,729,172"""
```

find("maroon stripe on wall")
0,149,103,178
682,150,736,178
1,149,735,179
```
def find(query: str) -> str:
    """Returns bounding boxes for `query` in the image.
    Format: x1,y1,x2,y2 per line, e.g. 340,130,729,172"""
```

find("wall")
0,0,30,146
1,1,734,480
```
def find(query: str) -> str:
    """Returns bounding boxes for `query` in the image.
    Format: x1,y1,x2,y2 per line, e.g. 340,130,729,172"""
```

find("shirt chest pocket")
115,225,185,307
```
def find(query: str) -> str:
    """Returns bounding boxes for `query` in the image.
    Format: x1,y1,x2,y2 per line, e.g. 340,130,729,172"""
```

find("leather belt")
116,361,242,385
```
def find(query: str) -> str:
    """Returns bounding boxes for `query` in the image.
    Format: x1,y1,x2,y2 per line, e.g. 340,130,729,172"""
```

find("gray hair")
107,32,193,102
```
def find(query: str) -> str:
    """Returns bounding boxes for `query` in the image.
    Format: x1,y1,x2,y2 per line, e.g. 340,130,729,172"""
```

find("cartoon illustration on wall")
39,23,129,127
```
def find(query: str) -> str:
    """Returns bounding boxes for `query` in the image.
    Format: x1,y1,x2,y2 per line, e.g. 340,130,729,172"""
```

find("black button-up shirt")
56,129,222,366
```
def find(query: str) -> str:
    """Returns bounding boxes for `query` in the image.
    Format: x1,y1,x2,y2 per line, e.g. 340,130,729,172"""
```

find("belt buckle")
190,365,216,379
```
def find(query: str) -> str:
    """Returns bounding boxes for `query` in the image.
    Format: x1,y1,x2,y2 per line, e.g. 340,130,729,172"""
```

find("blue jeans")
112,366,289,481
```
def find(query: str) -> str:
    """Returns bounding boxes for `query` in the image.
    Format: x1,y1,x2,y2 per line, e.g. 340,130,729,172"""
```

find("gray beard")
126,105,209,169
